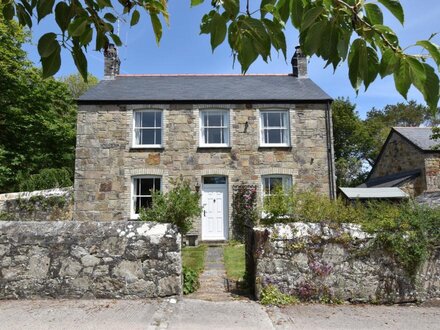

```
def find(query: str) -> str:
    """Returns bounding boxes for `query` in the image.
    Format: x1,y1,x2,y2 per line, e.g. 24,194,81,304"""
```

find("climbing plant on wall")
232,184,258,242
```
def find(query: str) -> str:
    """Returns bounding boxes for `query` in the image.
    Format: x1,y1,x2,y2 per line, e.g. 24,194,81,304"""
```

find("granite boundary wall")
250,223,440,303
0,221,181,299
0,188,73,221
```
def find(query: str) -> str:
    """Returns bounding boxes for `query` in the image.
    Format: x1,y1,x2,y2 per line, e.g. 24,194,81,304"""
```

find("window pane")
155,129,162,145
267,113,281,127
155,112,162,127
207,128,223,144
154,178,161,192
140,130,154,145
135,112,142,127
136,196,152,213
264,178,271,194
134,128,141,145
203,113,209,127
141,112,155,127
267,130,282,144
140,178,153,195
269,178,283,193
207,113,222,126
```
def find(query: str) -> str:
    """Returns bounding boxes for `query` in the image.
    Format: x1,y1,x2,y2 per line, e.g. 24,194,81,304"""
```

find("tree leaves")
54,2,71,32
41,47,61,78
131,9,140,27
364,3,383,25
2,0,439,110
416,40,440,69
378,0,404,25
394,57,411,99
37,33,58,58
36,0,55,22
191,0,204,7
150,13,163,45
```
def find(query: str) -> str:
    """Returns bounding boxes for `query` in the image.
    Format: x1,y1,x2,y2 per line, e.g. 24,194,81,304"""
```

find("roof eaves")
77,98,333,105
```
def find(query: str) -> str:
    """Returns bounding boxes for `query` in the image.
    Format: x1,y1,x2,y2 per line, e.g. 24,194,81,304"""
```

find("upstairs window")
200,110,229,147
132,176,161,218
133,110,162,147
260,111,290,146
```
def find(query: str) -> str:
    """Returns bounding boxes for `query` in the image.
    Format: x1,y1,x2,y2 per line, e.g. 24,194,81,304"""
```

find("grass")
182,244,207,273
224,243,245,281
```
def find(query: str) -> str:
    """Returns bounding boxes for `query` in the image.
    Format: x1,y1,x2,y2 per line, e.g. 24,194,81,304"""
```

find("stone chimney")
104,44,120,79
291,46,307,78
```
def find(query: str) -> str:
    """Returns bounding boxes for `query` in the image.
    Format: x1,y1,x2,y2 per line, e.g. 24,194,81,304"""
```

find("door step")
199,240,228,246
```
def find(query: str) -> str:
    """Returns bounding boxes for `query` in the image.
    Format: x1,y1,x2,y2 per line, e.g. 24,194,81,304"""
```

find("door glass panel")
203,176,227,184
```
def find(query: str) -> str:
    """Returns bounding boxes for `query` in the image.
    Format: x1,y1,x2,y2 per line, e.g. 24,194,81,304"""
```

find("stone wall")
425,157,440,191
0,221,181,299
0,188,73,221
74,103,333,239
250,223,439,303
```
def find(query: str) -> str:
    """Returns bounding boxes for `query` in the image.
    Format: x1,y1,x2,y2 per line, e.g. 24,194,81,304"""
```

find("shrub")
260,285,299,306
139,177,202,235
18,168,72,191
183,266,200,295
262,187,364,225
232,184,258,241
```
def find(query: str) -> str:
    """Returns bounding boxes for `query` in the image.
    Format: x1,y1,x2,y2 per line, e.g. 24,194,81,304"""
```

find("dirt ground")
0,298,439,330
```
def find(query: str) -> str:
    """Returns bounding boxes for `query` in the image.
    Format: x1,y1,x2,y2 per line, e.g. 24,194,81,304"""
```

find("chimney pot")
291,46,307,78
104,44,121,79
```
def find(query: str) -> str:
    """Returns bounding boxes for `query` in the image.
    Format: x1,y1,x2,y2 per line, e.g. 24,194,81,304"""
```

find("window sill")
129,147,164,152
197,146,232,152
258,146,292,151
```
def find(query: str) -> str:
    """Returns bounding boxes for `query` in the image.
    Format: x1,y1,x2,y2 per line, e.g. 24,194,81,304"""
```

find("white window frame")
131,176,162,219
132,110,163,148
259,110,290,147
261,175,292,201
199,110,230,147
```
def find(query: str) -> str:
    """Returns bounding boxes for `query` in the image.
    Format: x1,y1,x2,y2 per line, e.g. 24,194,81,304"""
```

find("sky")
22,0,440,118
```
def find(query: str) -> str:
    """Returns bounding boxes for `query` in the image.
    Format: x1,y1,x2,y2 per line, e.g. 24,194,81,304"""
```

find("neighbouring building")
360,127,440,196
74,45,335,242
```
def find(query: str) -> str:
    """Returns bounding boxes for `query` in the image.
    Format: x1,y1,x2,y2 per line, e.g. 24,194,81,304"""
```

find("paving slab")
0,299,439,330
187,246,234,301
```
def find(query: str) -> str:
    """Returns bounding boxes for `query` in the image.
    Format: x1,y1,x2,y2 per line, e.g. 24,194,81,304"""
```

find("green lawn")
182,245,207,273
223,244,245,281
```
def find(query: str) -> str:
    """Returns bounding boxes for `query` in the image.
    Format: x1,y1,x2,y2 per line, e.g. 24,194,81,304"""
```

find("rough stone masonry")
0,221,182,299
251,223,440,303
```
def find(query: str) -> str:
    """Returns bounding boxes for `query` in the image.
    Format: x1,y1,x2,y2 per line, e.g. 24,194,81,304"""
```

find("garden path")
186,246,234,301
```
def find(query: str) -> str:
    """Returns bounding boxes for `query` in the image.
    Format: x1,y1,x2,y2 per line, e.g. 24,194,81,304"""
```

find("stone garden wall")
0,221,181,299
0,188,73,221
250,223,440,303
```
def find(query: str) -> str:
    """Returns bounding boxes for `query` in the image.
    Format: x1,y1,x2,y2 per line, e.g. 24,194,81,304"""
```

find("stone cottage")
74,45,335,242
360,127,440,196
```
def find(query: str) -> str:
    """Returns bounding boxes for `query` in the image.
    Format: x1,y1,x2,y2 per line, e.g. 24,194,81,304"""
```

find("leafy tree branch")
1,0,439,110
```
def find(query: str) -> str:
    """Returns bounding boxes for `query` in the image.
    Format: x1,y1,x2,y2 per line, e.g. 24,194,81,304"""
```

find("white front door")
201,177,228,241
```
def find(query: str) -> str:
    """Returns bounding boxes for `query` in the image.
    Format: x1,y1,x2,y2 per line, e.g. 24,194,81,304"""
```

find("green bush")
260,285,299,306
183,266,200,295
18,168,72,191
139,177,202,235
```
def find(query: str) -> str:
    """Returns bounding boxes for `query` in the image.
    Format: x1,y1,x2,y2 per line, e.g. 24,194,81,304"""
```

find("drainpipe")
325,101,336,199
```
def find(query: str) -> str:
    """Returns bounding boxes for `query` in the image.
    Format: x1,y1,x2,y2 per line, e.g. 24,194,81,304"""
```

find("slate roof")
394,127,439,151
78,74,332,104
358,169,421,188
